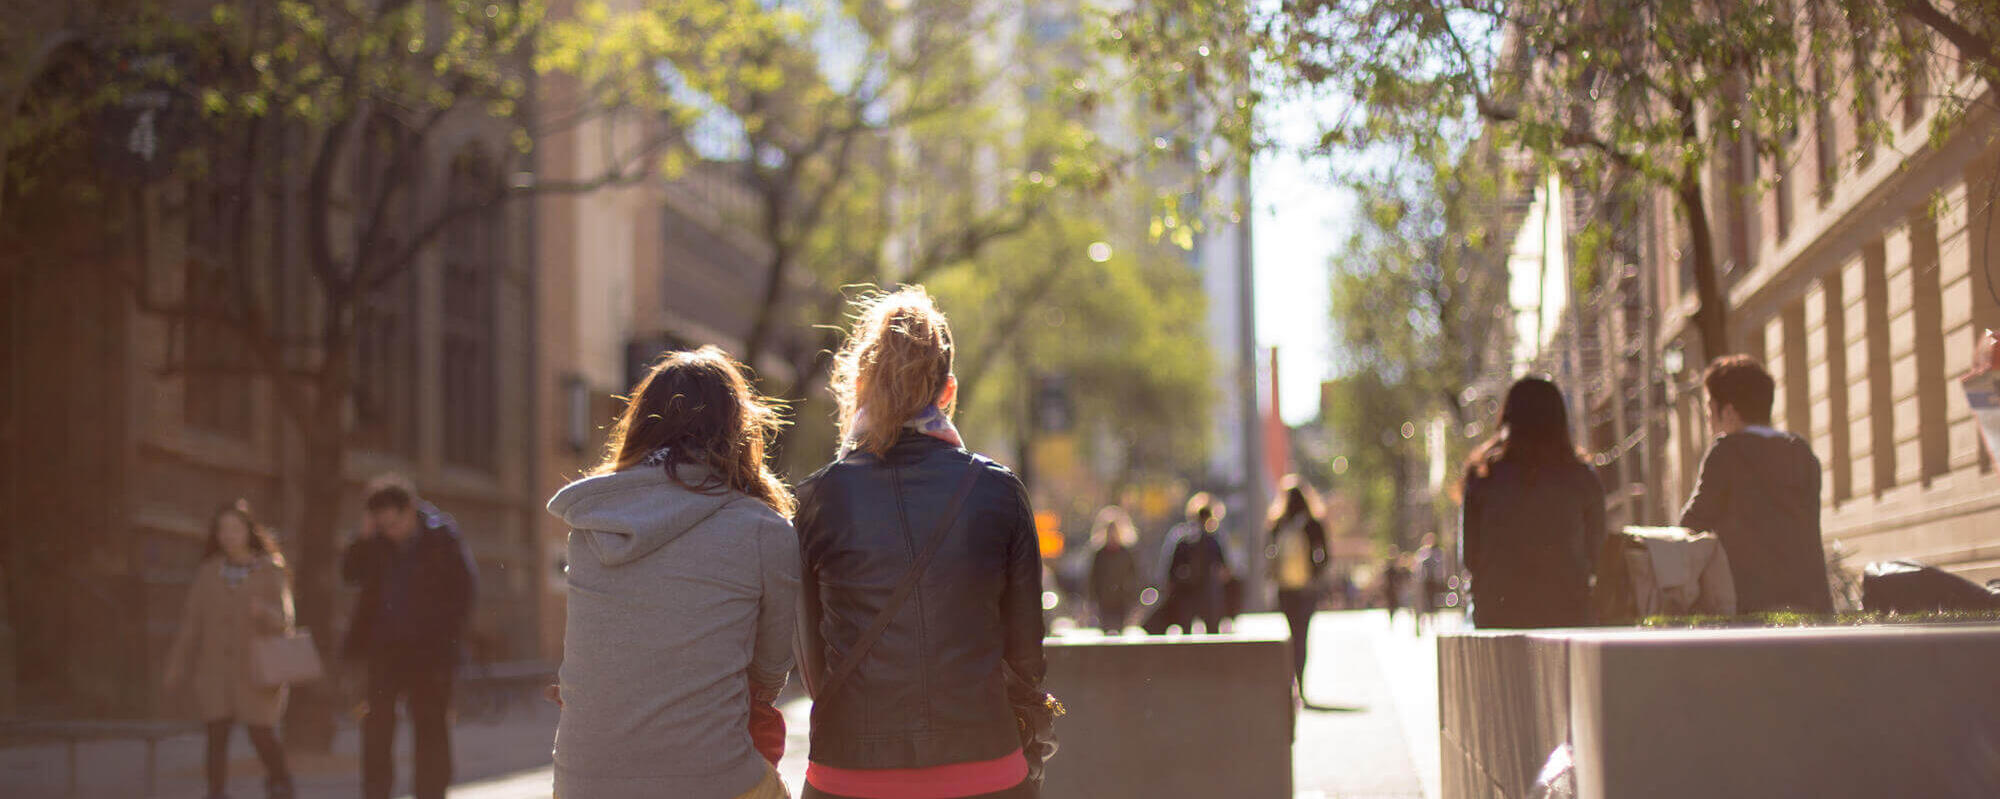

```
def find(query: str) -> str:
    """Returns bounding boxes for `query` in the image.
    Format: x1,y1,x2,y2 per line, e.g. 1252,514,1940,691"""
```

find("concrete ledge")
1439,632,1570,799
1440,624,2000,799
1043,632,1293,799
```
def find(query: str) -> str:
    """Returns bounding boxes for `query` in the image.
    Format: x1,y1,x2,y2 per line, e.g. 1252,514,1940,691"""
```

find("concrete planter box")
1440,624,2000,799
1042,633,1293,799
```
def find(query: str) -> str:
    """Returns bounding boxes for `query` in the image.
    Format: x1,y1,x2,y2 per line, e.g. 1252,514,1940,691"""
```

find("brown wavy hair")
203,499,287,570
831,286,956,458
594,345,795,517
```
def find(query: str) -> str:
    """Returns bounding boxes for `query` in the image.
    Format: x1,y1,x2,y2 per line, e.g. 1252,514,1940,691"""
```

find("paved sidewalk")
2,697,558,799
10,609,1455,799
1237,609,1454,799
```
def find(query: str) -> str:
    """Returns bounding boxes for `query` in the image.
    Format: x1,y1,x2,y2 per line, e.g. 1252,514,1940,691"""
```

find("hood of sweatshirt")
546,465,742,568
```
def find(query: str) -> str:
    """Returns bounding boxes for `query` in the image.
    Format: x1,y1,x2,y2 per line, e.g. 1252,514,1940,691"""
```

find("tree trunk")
283,408,347,752
742,181,792,367
1388,448,1411,552
1676,169,1730,363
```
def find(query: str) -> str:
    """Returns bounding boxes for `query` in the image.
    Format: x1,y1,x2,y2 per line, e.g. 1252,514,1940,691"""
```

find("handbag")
251,629,326,686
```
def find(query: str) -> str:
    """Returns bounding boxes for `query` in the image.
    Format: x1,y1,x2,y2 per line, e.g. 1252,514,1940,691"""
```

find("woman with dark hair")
1266,475,1328,694
547,345,798,799
1460,378,1607,629
796,286,1052,799
164,501,296,799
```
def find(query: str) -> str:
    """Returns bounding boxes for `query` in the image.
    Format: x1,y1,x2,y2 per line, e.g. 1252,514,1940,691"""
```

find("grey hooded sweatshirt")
547,465,799,799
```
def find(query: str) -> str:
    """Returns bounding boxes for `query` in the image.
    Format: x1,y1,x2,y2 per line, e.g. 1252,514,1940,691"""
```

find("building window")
1724,127,1756,276
442,147,499,471
1899,22,1928,130
353,273,417,453
351,117,418,454
562,375,592,454
1773,127,1796,243
183,183,253,438
1854,33,1878,169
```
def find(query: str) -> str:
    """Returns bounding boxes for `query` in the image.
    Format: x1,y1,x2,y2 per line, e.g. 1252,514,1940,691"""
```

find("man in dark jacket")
342,475,477,799
1680,356,1835,614
1145,493,1232,634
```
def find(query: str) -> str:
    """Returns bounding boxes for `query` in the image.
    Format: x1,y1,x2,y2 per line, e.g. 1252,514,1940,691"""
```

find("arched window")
352,115,419,453
183,180,253,437
441,146,499,470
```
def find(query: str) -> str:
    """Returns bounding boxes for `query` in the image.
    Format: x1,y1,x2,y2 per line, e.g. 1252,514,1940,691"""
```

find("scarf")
839,405,964,458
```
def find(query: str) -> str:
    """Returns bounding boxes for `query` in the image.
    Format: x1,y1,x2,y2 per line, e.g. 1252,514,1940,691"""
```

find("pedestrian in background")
796,287,1051,799
1414,533,1446,634
1266,476,1328,696
164,500,296,799
1146,493,1233,634
1380,551,1408,628
1087,506,1142,634
547,346,798,799
341,476,477,799
1460,378,1606,628
1680,356,1834,614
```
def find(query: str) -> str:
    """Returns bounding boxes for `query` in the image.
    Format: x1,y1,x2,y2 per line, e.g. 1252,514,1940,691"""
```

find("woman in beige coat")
165,501,297,799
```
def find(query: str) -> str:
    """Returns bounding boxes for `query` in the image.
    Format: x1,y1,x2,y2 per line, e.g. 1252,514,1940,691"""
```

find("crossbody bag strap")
816,463,982,702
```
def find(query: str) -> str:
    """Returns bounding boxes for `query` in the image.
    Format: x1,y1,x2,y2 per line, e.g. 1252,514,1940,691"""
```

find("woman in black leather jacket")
795,286,1049,799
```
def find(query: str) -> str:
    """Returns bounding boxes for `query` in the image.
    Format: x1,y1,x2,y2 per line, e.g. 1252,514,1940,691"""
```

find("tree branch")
361,135,667,296
903,202,1046,287
1897,0,1998,76
306,109,359,294
954,256,1070,408
353,88,464,287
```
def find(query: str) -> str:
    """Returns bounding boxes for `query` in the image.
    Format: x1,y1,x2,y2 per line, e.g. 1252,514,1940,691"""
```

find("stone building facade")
1652,58,2000,589
1,4,546,718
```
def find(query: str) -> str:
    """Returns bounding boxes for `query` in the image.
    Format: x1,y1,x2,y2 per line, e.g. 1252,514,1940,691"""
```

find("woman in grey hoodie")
547,346,800,799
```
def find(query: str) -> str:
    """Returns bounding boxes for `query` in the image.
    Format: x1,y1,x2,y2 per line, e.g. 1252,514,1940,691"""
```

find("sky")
1252,88,1352,427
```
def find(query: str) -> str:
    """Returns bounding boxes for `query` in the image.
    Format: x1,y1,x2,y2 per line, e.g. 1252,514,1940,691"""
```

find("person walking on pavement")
165,501,297,799
1679,356,1835,614
342,475,477,799
1380,551,1408,628
1145,494,1233,634
547,346,798,799
1266,476,1328,696
1460,378,1606,629
1087,506,1142,634
1413,533,1446,635
795,287,1052,799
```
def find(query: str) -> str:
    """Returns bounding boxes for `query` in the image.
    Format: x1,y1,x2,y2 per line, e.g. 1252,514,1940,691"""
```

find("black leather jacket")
795,432,1047,769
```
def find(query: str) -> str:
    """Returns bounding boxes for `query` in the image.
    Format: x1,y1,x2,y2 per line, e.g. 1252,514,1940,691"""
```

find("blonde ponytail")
831,286,956,457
